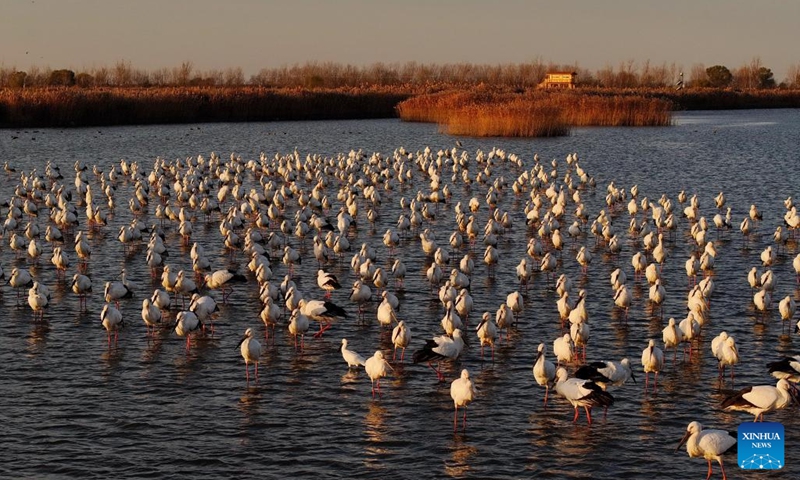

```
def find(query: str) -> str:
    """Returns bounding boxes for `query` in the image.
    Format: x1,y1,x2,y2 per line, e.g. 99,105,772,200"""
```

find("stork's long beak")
675,430,691,452
476,318,487,332
630,371,637,384
236,335,247,349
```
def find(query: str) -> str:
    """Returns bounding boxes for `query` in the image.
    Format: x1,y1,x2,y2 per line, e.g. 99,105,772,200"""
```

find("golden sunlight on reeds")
445,100,570,137
396,90,672,137
563,94,673,127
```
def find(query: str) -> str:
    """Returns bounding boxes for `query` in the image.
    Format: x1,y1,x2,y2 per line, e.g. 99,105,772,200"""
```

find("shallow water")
0,110,799,478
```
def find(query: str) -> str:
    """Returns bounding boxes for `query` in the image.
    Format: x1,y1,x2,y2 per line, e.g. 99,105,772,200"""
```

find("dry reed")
397,89,672,137
0,86,413,128
2,84,799,131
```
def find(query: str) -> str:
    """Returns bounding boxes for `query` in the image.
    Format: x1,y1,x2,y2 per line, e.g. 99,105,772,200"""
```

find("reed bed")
0,86,413,128
575,87,800,110
2,84,800,130
446,99,570,137
397,89,672,137
563,94,672,127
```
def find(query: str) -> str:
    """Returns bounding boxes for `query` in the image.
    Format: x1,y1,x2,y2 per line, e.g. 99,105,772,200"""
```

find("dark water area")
0,110,799,478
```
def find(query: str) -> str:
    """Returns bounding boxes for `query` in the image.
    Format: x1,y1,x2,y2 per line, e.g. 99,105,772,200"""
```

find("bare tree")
112,60,133,86
223,67,244,86
172,61,194,86
688,63,707,87
786,64,800,88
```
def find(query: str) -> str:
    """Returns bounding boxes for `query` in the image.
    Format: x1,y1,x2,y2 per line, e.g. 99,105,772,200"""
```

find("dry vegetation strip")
2,85,800,132
0,86,413,128
396,90,673,137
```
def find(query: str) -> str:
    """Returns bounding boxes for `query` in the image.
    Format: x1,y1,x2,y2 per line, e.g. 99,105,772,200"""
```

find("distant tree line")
0,57,798,89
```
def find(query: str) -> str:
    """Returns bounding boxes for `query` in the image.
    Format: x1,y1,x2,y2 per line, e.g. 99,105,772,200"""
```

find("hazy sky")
2,0,798,81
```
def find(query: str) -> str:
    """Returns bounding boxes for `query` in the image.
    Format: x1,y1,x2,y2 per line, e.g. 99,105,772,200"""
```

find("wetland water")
0,110,799,478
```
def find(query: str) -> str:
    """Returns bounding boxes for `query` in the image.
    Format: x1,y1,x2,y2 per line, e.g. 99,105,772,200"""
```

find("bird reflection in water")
527,412,557,467
341,368,361,387
173,348,203,383
445,441,477,478
364,402,387,444
287,347,315,380
100,347,124,381
141,332,166,365
639,395,659,433
236,386,263,447
26,322,50,357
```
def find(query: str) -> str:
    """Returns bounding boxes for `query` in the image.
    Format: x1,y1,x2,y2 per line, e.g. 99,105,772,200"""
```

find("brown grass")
0,86,415,128
396,89,672,137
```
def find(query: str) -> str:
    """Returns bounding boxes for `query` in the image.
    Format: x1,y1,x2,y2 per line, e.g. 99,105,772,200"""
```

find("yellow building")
539,72,577,89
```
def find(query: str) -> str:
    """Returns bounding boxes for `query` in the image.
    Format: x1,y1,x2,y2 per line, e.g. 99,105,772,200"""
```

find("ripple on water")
0,111,799,478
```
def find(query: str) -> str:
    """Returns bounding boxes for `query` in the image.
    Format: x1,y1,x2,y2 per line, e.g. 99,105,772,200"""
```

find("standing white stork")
151,288,171,312
641,339,665,392
376,292,398,329
71,273,92,313
779,295,796,325
475,311,498,361
104,277,133,309
287,309,310,351
711,332,739,380
676,421,736,480
189,294,219,334
553,333,574,366
506,291,523,320
316,269,341,299
569,320,590,362
174,270,198,308
685,253,700,287
203,269,247,304
391,320,411,362
141,297,162,336
533,343,556,407
721,379,798,422
349,280,372,319
28,283,49,321
576,246,592,274
237,327,262,383
554,367,614,424
365,350,394,398
173,310,203,351
100,304,124,347
574,359,636,390
9,267,34,305
613,284,632,321
662,317,684,363
412,329,465,381
298,298,349,337
450,369,477,431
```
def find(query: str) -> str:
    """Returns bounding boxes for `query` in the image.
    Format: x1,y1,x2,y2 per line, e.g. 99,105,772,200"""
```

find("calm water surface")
0,110,799,479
